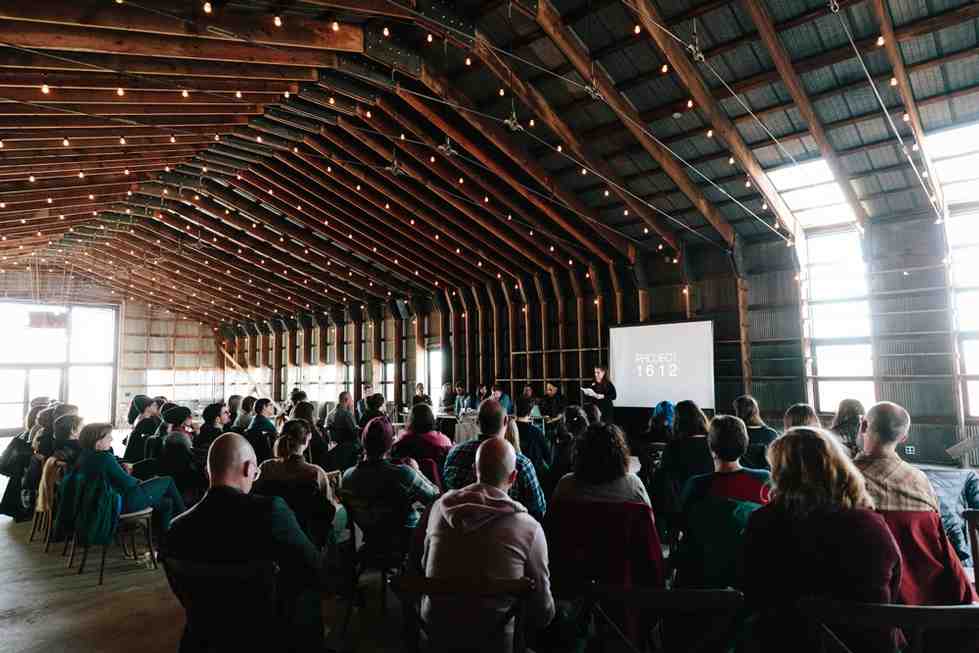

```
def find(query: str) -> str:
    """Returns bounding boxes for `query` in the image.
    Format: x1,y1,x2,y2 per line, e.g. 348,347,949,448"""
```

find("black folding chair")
162,558,279,653
799,599,979,653
390,574,535,653
584,584,745,653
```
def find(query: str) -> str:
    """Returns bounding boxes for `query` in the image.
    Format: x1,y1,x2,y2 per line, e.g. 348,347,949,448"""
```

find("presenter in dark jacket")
162,433,324,651
584,366,617,424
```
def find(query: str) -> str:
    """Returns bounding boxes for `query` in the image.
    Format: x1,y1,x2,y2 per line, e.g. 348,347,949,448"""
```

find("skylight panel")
794,204,857,228
782,182,847,211
927,123,979,160
768,159,835,192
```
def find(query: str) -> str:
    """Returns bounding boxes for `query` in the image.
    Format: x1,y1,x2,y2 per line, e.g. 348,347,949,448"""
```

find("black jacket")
124,416,162,462
162,486,324,649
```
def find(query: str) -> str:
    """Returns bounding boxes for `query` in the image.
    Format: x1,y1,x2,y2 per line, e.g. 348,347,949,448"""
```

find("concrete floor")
0,437,402,653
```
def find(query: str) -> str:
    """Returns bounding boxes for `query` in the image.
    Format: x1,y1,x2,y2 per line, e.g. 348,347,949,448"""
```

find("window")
770,159,874,412
0,302,117,428
931,122,979,415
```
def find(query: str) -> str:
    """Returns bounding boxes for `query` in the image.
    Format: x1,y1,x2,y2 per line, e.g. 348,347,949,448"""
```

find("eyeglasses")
251,464,261,481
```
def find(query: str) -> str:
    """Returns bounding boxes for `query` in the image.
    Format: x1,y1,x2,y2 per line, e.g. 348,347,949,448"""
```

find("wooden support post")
500,281,519,399
550,271,568,393
458,289,476,390
609,263,625,326
393,316,404,408
534,275,551,389
302,325,313,367
352,320,363,403
736,277,753,396
486,284,503,387
413,313,425,393
568,270,586,388
248,333,258,369
272,330,283,403
470,287,489,387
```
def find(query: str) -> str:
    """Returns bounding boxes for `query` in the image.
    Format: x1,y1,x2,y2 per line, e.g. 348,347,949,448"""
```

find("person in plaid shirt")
443,399,546,521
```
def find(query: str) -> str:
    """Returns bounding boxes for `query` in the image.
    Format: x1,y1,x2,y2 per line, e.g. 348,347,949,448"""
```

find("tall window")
0,302,117,428
930,123,979,415
770,159,875,412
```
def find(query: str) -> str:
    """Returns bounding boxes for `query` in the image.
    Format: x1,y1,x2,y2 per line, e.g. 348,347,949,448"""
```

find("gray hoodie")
422,482,554,652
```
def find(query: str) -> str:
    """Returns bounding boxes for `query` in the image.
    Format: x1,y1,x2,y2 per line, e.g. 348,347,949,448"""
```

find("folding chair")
799,598,979,653
585,584,745,653
390,575,535,653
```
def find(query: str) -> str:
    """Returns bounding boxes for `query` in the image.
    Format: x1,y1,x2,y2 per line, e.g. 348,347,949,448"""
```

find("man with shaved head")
854,401,977,612
162,433,324,650
422,437,554,652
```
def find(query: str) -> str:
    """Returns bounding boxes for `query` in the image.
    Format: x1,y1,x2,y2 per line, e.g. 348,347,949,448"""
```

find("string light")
203,2,212,14
889,77,898,87
62,137,70,146
427,34,433,43
236,91,243,99
465,56,472,66
41,84,50,95
661,64,669,74
119,136,126,145
686,99,694,109
273,15,282,27
876,35,885,46
182,89,189,98
116,87,125,96
634,24,641,34
382,26,390,37
332,21,339,31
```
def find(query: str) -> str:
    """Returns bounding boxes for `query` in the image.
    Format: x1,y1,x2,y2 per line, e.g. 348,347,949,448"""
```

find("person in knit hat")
341,416,439,548
124,395,161,462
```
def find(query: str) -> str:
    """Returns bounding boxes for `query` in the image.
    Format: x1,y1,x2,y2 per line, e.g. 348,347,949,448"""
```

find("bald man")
162,433,324,650
422,437,554,653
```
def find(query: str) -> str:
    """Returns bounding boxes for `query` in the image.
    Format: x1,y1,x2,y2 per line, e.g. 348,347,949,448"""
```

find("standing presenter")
582,366,617,425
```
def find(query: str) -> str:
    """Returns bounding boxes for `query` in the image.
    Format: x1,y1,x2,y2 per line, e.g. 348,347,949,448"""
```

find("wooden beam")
0,21,363,68
0,72,300,93
616,0,794,238
0,2,362,51
0,125,240,141
371,95,579,267
401,74,626,263
870,0,944,214
742,0,869,225
531,0,739,246
470,32,679,252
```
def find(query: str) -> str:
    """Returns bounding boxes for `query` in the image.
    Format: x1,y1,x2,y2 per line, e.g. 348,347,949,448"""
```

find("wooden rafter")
743,0,868,226
870,0,944,213
528,0,741,246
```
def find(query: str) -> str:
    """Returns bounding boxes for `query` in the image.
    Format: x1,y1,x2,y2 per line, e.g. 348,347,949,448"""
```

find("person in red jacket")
390,403,452,466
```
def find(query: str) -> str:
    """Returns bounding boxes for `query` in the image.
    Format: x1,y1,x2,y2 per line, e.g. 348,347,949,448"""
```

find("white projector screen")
609,321,715,409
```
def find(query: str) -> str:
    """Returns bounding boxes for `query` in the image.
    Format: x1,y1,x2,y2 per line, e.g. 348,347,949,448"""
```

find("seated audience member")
66,424,186,532
743,427,901,653
831,398,864,457
545,406,588,497
443,400,546,522
552,422,649,506
51,414,84,468
245,398,277,463
290,400,329,466
440,383,456,414
514,398,551,480
539,381,566,438
653,400,713,524
412,382,432,407
322,415,363,475
283,388,307,418
232,396,256,432
582,403,602,425
341,417,439,548
355,383,373,424
422,438,554,652
162,433,324,651
162,405,196,441
152,427,207,506
733,395,779,470
643,400,675,443
783,402,819,430
504,418,521,453
854,402,976,611
491,384,514,415
196,402,230,455
32,407,58,458
328,391,358,436
390,403,452,466
226,395,242,431
124,395,161,462
144,402,177,459
677,415,771,588
260,419,336,504
361,392,387,425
